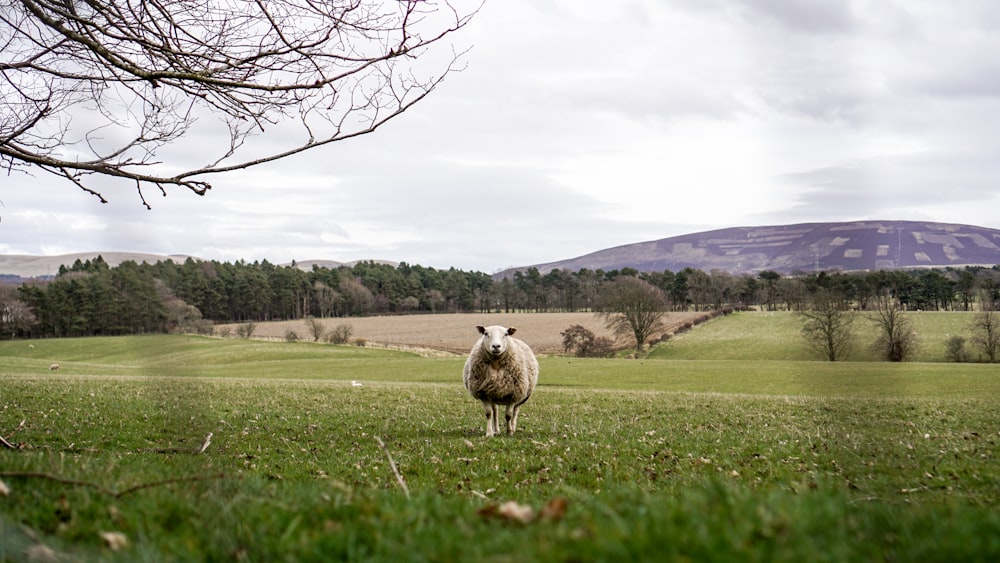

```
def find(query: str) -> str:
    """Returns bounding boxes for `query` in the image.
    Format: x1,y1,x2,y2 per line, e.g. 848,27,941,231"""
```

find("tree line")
2,255,1000,339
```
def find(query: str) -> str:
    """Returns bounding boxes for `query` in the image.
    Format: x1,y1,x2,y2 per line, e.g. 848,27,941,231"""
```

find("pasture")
1,314,999,561
650,310,986,362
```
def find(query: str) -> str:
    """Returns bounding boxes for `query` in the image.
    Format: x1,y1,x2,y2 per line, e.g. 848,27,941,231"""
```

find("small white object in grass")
351,380,363,387
197,432,213,454
100,531,129,551
497,501,535,524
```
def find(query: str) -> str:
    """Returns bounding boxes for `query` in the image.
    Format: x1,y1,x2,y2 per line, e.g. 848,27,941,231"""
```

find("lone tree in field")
800,289,855,361
597,276,667,354
304,317,326,343
1,1,474,206
869,291,918,362
969,308,1000,363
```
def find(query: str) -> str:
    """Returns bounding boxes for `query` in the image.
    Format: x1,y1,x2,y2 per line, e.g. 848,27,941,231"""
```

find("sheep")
463,325,539,437
49,363,59,371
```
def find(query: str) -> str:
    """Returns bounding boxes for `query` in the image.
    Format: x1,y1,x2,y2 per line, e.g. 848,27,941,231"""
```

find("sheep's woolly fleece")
462,325,539,437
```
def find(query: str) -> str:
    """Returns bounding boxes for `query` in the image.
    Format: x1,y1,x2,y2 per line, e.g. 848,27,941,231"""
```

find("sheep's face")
477,325,516,357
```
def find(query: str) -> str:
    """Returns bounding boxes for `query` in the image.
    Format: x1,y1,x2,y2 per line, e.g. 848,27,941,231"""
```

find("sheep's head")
477,325,516,357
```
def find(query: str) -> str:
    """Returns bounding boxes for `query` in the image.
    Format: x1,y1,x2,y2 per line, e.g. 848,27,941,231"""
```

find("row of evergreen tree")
2,255,999,339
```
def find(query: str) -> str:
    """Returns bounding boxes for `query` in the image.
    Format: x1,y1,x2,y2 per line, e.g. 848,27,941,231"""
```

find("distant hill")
0,252,397,279
0,252,198,279
502,221,1000,277
287,259,398,272
5,221,999,280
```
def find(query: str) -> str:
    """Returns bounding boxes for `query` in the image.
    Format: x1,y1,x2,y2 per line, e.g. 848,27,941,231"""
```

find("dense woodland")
2,255,1000,339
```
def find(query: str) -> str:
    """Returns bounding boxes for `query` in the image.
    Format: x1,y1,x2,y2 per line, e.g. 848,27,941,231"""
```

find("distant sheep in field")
49,363,60,371
28,344,35,350
463,325,539,437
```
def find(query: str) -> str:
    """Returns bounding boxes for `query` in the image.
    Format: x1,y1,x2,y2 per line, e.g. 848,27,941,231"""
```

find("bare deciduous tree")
560,324,615,358
1,0,475,206
969,309,1000,363
326,323,353,345
235,321,256,339
869,291,918,362
339,276,374,316
0,286,37,338
799,289,855,361
312,281,338,318
598,276,667,354
304,316,326,342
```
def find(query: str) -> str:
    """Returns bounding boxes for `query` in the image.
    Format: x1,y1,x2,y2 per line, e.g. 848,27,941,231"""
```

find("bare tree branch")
1,0,478,204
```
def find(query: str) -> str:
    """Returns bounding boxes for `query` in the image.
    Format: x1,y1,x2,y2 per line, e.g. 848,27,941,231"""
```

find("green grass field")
1,326,999,561
649,310,986,362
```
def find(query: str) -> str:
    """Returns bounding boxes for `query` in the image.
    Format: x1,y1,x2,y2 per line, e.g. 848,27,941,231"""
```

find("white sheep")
49,363,60,371
463,325,539,437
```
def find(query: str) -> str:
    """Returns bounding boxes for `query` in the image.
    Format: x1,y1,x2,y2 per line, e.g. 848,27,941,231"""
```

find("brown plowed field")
216,312,708,355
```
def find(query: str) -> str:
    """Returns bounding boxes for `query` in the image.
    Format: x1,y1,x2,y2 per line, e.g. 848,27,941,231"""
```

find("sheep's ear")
477,325,486,334
507,327,517,336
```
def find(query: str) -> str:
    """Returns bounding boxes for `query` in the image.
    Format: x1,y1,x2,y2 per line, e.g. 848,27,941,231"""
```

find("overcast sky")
4,0,1000,273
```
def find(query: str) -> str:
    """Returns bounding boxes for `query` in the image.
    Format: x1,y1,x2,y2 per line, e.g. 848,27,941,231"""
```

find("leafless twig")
1,419,27,449
374,435,409,498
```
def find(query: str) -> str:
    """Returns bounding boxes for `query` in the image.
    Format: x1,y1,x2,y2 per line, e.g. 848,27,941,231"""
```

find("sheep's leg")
506,404,519,435
482,401,498,437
